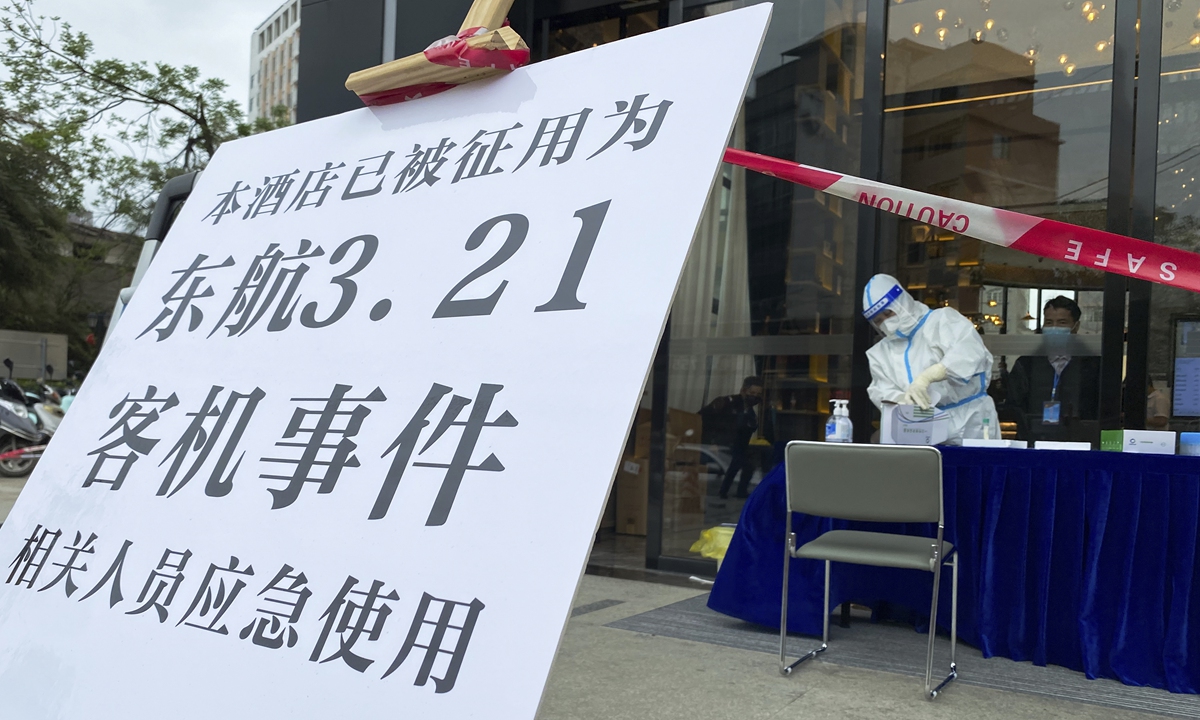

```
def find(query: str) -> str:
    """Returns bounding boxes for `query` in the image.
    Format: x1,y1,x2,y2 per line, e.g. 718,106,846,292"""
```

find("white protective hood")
862,273,929,337
863,274,998,442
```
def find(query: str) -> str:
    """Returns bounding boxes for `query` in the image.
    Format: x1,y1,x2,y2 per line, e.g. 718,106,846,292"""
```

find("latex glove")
902,363,948,410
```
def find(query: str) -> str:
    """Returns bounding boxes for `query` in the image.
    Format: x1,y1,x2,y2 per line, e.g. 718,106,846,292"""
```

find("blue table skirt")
708,446,1200,694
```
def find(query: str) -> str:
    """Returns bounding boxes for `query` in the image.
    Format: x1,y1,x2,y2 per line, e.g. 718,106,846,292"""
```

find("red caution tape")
724,148,1200,294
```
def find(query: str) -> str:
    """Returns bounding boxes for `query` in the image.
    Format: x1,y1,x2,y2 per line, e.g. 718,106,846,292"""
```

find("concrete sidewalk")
0,476,1172,718
0,474,27,523
540,575,1158,720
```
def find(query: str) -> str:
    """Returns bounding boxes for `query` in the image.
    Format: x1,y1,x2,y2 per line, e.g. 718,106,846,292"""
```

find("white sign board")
0,7,770,719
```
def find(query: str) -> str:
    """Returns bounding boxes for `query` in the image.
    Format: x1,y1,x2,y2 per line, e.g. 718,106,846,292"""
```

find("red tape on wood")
424,27,530,71
359,82,459,106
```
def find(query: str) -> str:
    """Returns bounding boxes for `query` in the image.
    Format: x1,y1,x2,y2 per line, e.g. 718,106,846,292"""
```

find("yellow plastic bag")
690,525,737,563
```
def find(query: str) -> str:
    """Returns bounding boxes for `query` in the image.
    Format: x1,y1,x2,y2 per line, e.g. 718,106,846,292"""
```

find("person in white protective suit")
863,274,999,443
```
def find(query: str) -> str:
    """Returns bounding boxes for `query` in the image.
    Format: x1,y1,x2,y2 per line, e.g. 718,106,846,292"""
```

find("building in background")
250,1,301,123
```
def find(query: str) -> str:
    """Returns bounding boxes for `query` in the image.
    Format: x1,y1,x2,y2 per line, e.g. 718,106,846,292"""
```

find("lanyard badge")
1043,369,1062,425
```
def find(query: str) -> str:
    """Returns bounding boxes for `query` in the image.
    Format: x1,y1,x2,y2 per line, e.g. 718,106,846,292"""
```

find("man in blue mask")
1006,295,1101,442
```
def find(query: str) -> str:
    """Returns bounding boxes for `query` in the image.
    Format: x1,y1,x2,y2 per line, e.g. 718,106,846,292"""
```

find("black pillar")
849,0,888,442
297,0,386,122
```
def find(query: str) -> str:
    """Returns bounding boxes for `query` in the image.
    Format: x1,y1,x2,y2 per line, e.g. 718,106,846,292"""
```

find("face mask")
880,316,905,336
1042,326,1072,335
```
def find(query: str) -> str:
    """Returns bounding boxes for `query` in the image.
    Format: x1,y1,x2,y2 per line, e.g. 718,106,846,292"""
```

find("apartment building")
249,0,300,122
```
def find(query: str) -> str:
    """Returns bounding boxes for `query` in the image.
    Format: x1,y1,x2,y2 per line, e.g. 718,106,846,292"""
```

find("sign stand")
345,0,529,106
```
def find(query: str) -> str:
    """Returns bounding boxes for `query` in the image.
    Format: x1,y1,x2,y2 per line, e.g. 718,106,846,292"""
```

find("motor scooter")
0,398,44,478
25,382,63,436
0,362,55,477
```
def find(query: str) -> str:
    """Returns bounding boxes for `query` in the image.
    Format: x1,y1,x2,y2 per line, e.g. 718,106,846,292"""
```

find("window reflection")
882,0,1112,444
543,6,664,60
659,0,865,558
1147,1,1200,431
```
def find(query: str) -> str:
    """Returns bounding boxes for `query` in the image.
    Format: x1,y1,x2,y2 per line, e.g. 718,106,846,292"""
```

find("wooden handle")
477,26,528,51
347,56,504,96
459,0,515,33
345,26,526,96
346,1,525,100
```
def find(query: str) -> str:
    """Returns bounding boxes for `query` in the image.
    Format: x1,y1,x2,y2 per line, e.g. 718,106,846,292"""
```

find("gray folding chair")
779,441,957,699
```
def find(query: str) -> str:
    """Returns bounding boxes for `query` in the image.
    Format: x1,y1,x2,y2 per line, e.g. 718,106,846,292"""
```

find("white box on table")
1034,441,1093,451
1119,430,1176,455
962,439,1029,449
880,404,950,446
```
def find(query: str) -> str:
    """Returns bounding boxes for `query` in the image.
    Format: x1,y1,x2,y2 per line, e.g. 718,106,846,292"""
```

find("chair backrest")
784,441,943,524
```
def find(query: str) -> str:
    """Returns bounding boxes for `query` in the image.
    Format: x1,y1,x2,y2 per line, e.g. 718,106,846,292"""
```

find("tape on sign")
424,27,530,71
724,148,1200,294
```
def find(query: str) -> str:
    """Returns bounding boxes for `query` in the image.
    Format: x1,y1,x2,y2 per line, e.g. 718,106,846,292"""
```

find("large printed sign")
0,8,770,718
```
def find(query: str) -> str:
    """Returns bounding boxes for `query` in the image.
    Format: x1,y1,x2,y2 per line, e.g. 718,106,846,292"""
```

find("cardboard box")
663,464,706,535
666,464,704,514
1100,430,1176,455
880,404,950,446
632,407,703,461
614,456,648,536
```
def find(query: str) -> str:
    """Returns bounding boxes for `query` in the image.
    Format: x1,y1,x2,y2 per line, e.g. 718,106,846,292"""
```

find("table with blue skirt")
707,446,1200,693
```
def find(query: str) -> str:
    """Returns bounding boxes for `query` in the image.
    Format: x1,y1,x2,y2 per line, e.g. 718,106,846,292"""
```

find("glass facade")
659,0,865,558
526,0,1184,573
881,0,1114,444
1148,1,1200,429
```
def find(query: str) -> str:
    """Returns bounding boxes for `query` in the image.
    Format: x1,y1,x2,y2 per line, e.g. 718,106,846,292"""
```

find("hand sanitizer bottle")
825,400,853,443
982,416,991,441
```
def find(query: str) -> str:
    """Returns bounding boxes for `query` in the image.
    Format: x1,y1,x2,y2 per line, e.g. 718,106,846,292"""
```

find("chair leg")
928,554,959,699
822,560,831,642
924,555,941,696
779,535,827,676
779,532,790,674
951,554,958,668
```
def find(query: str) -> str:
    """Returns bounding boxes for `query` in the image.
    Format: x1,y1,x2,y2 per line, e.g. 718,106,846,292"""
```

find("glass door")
880,0,1116,445
658,0,867,570
1141,0,1200,432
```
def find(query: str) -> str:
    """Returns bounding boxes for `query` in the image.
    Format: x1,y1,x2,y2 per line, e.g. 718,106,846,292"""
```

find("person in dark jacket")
1006,296,1100,443
701,376,764,499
